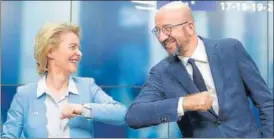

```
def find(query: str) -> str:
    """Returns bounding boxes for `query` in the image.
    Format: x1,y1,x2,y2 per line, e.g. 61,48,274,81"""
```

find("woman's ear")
47,47,55,60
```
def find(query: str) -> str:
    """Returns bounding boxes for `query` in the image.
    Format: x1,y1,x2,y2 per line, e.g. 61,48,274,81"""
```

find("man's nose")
158,30,169,43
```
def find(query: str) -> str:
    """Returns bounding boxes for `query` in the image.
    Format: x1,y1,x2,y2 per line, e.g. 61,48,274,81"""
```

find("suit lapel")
168,56,199,94
68,78,84,104
202,37,224,116
33,94,48,137
68,93,82,104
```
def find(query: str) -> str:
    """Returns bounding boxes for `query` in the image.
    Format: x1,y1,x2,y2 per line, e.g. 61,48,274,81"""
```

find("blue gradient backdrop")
1,1,273,138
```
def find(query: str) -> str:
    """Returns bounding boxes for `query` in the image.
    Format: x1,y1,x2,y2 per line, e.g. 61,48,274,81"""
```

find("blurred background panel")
1,1,22,85
1,0,273,138
73,1,150,87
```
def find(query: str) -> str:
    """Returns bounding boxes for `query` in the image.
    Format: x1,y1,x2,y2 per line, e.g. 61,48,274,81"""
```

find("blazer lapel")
168,56,199,94
68,93,82,104
32,94,48,137
67,78,85,104
202,37,224,116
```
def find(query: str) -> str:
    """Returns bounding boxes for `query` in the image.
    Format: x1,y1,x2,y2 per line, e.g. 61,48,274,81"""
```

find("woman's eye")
69,45,76,50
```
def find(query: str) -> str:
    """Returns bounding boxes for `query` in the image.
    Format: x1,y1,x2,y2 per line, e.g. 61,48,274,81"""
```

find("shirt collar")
178,37,208,66
36,75,79,98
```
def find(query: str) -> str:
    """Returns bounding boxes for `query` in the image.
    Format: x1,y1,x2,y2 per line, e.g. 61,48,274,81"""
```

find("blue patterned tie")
188,58,207,92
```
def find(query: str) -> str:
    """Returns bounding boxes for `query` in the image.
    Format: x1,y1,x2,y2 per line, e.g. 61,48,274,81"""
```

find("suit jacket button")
255,104,259,108
215,119,221,125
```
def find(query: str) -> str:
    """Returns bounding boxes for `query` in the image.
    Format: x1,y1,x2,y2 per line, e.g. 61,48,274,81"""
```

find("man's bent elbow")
125,104,148,129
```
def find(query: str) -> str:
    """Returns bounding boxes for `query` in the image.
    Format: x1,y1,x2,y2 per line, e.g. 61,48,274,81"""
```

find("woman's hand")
60,103,83,119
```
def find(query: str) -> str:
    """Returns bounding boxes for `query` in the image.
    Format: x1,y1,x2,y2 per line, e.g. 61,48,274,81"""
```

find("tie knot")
188,58,195,65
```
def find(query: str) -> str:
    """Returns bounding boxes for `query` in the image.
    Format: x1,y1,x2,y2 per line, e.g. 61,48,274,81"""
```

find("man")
126,1,273,138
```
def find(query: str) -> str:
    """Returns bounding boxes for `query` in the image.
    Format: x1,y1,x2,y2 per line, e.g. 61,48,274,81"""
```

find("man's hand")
60,103,83,119
182,90,213,111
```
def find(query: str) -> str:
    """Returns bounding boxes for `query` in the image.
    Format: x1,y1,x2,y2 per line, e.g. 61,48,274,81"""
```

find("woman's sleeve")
81,78,127,125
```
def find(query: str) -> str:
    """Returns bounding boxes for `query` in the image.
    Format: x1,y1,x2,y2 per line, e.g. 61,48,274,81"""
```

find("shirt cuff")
81,104,93,119
177,97,184,116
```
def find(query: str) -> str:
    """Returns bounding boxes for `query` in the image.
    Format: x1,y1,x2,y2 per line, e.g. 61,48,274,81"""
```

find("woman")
1,23,127,138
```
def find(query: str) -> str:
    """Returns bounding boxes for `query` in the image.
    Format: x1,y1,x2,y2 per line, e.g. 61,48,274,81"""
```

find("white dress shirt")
36,76,92,138
177,38,219,116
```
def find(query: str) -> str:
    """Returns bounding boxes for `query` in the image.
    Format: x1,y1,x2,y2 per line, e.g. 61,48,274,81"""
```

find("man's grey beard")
161,42,182,57
170,43,181,56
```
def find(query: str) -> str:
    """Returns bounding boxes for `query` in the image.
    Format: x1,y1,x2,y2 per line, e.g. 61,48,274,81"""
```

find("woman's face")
48,31,82,74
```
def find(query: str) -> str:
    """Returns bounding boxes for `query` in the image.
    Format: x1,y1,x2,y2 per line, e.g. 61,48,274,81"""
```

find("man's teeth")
166,41,174,45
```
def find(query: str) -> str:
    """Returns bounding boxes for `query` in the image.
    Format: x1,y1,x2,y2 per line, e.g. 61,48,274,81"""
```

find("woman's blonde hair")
34,22,80,75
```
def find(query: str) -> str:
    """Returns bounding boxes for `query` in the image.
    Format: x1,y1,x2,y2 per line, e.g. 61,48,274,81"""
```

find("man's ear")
187,22,195,35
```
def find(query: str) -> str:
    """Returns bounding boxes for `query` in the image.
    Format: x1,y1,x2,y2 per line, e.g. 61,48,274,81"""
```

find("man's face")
154,10,191,56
